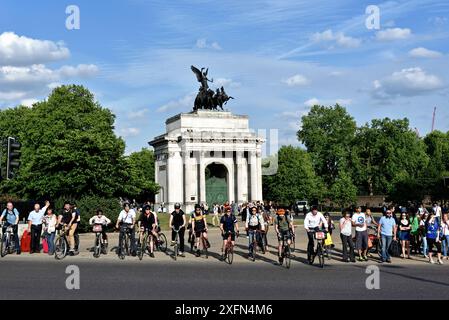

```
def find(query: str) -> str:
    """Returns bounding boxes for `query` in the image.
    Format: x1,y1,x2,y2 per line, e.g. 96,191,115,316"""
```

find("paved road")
0,229,447,299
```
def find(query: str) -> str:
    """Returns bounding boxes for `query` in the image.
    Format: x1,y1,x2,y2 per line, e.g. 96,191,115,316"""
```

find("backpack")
20,230,31,253
388,239,401,257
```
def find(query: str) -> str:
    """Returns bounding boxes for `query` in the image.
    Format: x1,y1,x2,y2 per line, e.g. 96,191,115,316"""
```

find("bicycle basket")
92,224,102,232
315,231,326,240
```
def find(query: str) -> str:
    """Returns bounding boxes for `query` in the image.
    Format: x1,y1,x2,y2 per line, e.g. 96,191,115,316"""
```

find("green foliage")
54,196,121,232
262,145,324,206
0,85,131,199
124,148,160,202
297,104,356,187
328,172,357,208
352,118,429,198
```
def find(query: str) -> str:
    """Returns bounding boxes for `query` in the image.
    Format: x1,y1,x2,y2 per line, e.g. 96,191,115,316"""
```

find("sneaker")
179,252,185,257
430,259,435,264
386,259,391,263
150,252,155,258
69,250,75,256
16,250,21,255
438,259,444,265
358,256,364,262
170,241,176,247
278,257,283,265
363,255,368,261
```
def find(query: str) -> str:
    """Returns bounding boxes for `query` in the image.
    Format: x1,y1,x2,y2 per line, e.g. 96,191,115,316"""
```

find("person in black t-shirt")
169,203,186,257
138,205,158,257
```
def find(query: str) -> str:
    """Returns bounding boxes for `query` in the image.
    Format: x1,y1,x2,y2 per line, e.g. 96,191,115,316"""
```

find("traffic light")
6,137,21,180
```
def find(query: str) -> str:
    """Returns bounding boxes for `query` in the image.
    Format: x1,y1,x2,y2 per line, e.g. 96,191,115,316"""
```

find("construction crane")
431,107,437,132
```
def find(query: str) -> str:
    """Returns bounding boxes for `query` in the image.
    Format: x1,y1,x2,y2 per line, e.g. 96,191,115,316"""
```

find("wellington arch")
149,110,265,213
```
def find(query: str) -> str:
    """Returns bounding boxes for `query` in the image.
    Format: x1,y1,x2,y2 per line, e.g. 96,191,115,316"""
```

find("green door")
205,163,228,205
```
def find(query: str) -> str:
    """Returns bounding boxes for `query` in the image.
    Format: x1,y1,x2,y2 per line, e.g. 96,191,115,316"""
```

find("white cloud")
0,32,70,66
196,38,222,50
311,29,361,48
156,92,196,113
283,74,309,86
304,98,320,107
376,28,411,41
373,67,444,98
119,127,140,137
20,98,38,108
336,98,352,106
127,108,149,119
58,64,99,77
409,47,442,59
214,78,241,88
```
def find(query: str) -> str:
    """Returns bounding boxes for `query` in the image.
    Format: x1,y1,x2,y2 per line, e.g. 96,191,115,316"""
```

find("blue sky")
0,0,448,154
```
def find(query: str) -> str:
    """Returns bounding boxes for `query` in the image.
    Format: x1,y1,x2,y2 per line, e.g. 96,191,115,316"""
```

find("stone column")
236,151,245,204
250,150,258,202
256,151,263,201
199,151,206,204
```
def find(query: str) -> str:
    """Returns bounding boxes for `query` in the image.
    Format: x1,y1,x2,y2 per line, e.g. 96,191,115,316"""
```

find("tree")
352,118,429,198
328,171,357,208
262,145,323,206
124,148,160,202
297,104,356,187
0,85,130,199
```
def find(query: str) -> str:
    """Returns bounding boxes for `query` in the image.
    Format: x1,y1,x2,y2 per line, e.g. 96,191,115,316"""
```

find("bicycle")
248,229,265,262
309,229,327,268
290,229,296,251
223,230,238,264
0,223,17,257
137,228,154,260
171,226,185,260
154,229,167,253
92,223,107,258
54,225,69,260
280,233,292,269
118,224,134,260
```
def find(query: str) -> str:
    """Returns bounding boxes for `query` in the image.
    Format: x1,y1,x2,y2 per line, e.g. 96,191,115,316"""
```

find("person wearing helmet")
137,205,158,258
115,202,137,256
245,205,265,258
219,206,239,260
89,209,111,253
191,204,210,256
169,203,186,257
275,208,294,265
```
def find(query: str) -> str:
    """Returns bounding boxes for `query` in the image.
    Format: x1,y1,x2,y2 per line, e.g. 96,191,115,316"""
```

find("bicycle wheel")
158,233,167,252
291,235,296,251
317,243,324,268
54,236,67,260
1,236,7,257
227,246,234,265
174,241,178,261
250,242,256,262
139,234,146,261
284,245,291,269
202,237,208,259
93,234,101,258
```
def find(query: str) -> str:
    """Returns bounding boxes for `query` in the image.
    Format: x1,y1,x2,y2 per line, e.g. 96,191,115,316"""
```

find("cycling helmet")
174,203,181,209
194,204,202,210
277,208,285,215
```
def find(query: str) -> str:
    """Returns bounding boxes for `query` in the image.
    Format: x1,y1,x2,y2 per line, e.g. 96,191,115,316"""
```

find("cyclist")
275,208,294,265
245,205,265,258
138,205,158,257
115,202,137,256
169,203,186,257
0,201,21,255
88,209,111,253
219,206,239,260
191,204,210,256
57,202,77,255
304,206,328,263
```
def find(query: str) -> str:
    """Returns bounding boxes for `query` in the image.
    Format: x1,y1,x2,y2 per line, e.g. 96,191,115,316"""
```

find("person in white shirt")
304,206,328,262
89,209,111,252
433,203,442,218
352,206,368,261
27,200,50,254
245,206,265,257
115,203,137,256
340,211,355,262
42,208,57,255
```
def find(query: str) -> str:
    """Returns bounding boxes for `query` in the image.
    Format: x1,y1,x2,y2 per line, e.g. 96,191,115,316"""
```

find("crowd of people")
1,199,448,266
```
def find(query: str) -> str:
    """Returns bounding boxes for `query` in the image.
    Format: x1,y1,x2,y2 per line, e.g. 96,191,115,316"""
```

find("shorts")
356,230,368,250
222,231,236,241
277,230,291,241
398,231,410,241
195,229,207,238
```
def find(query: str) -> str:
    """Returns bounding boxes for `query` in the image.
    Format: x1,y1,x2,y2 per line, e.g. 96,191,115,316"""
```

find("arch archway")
205,162,228,205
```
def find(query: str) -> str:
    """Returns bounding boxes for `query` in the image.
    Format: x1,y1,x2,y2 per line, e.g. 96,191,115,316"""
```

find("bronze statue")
191,65,234,111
